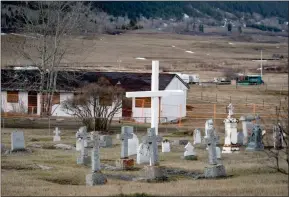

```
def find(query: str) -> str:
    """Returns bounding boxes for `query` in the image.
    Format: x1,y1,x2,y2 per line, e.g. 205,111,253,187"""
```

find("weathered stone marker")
161,139,170,153
77,127,90,165
76,126,87,151
141,128,166,180
116,126,135,170
239,115,255,145
86,131,107,186
246,124,264,151
204,126,226,178
183,142,197,160
193,128,202,145
53,127,61,142
11,131,25,151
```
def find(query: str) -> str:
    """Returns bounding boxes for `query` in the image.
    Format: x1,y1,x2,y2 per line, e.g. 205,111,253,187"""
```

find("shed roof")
1,69,189,92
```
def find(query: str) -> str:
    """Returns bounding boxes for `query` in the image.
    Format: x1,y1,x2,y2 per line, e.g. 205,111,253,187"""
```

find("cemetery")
0,2,288,195
1,60,288,196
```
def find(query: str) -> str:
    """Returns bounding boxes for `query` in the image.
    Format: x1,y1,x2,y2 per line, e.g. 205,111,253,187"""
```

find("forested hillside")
91,1,288,20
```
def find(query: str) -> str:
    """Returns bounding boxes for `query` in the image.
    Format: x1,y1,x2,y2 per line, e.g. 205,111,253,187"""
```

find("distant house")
1,69,189,123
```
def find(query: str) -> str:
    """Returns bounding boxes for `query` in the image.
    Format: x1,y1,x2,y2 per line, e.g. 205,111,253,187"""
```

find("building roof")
1,69,189,92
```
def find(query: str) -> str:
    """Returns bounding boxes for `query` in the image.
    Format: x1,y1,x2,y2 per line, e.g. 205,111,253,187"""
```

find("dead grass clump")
1,161,36,171
30,138,40,142
39,172,84,185
42,144,56,149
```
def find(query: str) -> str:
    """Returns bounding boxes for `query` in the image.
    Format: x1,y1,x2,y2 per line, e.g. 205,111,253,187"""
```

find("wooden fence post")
216,94,217,103
230,96,231,103
246,96,247,106
213,104,216,122
178,104,182,127
253,104,256,114
263,99,264,108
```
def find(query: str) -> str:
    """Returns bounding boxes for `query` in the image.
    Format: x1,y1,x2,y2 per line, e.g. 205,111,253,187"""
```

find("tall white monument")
126,60,184,135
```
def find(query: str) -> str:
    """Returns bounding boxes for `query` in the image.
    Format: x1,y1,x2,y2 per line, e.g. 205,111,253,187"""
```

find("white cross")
126,60,184,135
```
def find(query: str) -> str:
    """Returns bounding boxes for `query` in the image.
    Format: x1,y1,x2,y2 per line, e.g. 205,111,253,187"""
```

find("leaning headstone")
246,124,264,151
273,124,283,150
86,132,107,186
11,131,25,151
162,139,171,153
53,127,61,142
100,135,113,148
137,143,150,164
193,129,202,145
183,142,197,160
240,115,255,145
204,126,226,178
115,126,134,170
128,134,139,156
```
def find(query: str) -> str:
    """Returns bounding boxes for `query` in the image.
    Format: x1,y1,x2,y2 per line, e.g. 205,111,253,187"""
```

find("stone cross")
54,127,61,136
90,131,106,172
142,128,162,166
205,119,214,137
126,60,184,135
204,126,218,165
120,126,134,158
227,103,234,119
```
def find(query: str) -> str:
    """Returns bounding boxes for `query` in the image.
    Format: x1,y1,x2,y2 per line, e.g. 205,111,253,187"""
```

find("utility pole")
260,50,263,78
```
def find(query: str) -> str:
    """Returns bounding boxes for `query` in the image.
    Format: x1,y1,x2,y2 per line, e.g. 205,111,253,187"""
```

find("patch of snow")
228,42,234,45
1,33,6,36
171,45,175,48
183,13,189,19
11,33,36,39
135,57,146,60
206,54,210,56
13,66,39,70
185,51,194,54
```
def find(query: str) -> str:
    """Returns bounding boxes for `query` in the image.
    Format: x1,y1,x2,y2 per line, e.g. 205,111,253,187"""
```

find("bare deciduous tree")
264,97,288,174
61,77,125,133
2,2,97,116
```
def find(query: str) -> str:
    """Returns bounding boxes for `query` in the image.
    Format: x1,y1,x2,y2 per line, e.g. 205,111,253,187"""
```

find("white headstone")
76,139,82,151
136,143,150,164
231,129,238,144
53,127,61,142
193,129,202,144
128,133,139,156
184,142,196,156
161,140,171,152
216,147,221,159
11,131,25,151
227,103,234,119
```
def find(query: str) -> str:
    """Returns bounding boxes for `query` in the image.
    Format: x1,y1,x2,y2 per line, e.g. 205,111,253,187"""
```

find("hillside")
1,1,288,34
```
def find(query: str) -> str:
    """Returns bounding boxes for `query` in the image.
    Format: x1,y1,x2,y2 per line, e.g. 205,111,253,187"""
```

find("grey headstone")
77,134,91,165
11,131,25,151
120,126,133,158
100,135,113,148
204,126,218,165
237,132,244,145
246,124,264,151
142,128,160,166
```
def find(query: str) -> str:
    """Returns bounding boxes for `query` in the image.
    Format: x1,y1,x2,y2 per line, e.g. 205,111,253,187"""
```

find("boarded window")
7,91,19,103
42,93,60,105
99,94,113,106
135,97,151,108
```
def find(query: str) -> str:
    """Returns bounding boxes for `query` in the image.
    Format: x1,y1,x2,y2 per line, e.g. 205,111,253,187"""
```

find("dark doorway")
122,98,132,118
28,91,37,114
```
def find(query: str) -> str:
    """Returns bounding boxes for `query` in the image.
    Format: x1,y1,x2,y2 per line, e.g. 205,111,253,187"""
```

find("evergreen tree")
199,24,204,33
228,23,232,32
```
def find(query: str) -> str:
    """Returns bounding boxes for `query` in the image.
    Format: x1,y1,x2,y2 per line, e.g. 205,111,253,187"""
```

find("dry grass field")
1,30,288,196
1,128,288,196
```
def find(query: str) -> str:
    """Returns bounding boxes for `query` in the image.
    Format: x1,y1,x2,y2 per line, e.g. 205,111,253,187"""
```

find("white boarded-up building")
1,69,189,123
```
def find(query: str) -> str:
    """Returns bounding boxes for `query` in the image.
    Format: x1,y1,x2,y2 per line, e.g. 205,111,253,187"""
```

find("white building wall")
1,91,28,113
132,76,188,123
51,92,122,119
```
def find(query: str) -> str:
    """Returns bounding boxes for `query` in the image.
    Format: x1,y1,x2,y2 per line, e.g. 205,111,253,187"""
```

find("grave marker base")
182,155,198,160
86,172,107,186
77,156,91,166
204,164,226,178
141,165,167,181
